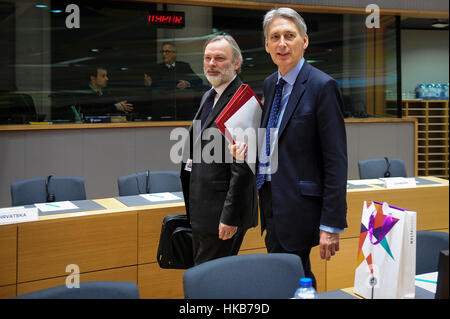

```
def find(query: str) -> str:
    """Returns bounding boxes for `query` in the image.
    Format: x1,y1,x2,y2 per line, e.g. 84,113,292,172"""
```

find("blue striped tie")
257,78,286,190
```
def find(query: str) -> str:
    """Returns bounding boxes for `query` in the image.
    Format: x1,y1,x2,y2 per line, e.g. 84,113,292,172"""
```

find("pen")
45,203,60,207
415,278,437,284
148,194,164,198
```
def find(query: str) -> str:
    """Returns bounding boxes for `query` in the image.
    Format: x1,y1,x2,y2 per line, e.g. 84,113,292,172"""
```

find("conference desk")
0,176,448,298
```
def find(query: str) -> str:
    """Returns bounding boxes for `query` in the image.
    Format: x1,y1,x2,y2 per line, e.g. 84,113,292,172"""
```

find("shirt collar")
212,74,237,99
166,62,176,69
277,57,305,85
89,84,103,96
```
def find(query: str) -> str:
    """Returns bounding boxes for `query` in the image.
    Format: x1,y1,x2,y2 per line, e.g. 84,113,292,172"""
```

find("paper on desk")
140,192,181,202
415,272,438,293
35,201,79,212
348,179,384,185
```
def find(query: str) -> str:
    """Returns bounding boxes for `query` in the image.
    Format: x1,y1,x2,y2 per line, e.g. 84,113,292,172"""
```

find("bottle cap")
299,277,312,287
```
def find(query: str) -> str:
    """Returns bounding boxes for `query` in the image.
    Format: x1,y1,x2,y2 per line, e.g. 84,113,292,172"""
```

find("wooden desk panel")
240,223,265,250
326,237,359,291
138,263,185,299
0,284,16,299
346,182,449,238
18,212,137,283
138,204,186,264
17,265,137,296
0,224,17,286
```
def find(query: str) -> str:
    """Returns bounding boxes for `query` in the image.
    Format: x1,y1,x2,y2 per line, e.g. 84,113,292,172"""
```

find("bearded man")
180,35,258,265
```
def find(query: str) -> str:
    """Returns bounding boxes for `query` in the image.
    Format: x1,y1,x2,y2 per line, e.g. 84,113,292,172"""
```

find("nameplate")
0,207,39,225
381,177,417,189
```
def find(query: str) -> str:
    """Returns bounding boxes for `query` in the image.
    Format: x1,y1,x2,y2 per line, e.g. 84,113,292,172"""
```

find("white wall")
401,29,449,96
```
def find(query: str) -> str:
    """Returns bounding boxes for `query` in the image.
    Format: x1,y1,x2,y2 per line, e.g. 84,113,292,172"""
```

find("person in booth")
144,42,201,90
229,7,348,288
144,42,202,120
180,35,258,266
80,67,134,116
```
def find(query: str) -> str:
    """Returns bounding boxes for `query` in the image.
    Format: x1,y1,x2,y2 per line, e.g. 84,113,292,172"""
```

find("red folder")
214,84,263,144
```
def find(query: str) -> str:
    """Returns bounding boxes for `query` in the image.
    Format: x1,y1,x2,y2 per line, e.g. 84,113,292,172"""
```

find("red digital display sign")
147,11,185,28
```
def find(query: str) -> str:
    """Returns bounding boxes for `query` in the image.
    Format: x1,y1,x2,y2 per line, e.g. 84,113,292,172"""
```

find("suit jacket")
180,76,258,235
151,61,202,90
149,61,202,120
74,90,122,117
260,61,348,252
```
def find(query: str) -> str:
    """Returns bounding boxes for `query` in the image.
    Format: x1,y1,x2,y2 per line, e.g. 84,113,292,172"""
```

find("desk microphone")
136,170,151,194
146,170,150,194
46,175,56,202
384,157,391,177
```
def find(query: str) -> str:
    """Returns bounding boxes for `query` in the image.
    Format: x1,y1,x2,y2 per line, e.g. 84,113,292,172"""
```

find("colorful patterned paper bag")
354,201,416,299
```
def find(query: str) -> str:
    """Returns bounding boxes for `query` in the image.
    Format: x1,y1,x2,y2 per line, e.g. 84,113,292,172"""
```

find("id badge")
184,159,193,172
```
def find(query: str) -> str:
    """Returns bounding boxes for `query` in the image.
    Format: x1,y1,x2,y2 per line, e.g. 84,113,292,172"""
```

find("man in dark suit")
144,42,202,120
180,35,258,265
144,42,201,90
231,8,348,287
77,67,133,117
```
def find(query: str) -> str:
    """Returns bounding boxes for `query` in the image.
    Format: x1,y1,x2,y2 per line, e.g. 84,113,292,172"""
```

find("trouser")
260,181,317,289
192,228,247,266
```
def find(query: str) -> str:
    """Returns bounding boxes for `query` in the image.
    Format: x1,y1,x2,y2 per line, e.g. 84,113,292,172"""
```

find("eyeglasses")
160,50,175,54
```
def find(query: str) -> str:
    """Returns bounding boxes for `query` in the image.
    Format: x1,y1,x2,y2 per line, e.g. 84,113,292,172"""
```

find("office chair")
358,157,407,179
416,231,449,275
117,170,182,196
0,93,37,124
14,281,140,299
11,175,86,206
183,253,304,299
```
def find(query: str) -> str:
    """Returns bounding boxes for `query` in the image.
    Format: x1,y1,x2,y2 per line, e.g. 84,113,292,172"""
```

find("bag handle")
368,203,394,245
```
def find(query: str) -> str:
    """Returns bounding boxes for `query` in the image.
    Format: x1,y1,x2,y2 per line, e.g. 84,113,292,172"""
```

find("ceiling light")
432,19,449,28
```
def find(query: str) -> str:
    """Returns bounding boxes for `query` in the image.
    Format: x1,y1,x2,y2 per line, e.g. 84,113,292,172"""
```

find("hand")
218,222,238,240
116,100,134,113
144,74,152,86
176,80,190,89
228,141,247,161
319,230,340,261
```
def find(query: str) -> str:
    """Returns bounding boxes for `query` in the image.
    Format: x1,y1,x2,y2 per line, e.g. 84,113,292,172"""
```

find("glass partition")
0,0,402,125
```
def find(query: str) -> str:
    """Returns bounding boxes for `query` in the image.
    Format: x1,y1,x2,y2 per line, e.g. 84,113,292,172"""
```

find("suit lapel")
277,62,311,138
261,73,277,128
202,76,242,131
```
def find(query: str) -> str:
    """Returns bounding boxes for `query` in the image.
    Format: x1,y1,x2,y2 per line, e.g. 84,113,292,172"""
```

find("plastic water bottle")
293,277,317,299
424,83,433,100
434,83,441,99
415,84,425,99
441,83,449,99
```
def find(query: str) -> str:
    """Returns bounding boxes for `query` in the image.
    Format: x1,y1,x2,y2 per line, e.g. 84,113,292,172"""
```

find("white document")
380,177,417,189
224,96,262,138
224,96,262,175
0,207,39,225
348,179,384,185
35,201,79,212
140,192,181,202
415,272,438,293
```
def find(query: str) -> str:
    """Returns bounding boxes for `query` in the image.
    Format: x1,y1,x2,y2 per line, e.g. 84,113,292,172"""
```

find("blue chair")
11,176,86,206
183,253,304,299
358,158,407,179
416,231,449,275
118,170,182,196
14,281,140,299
